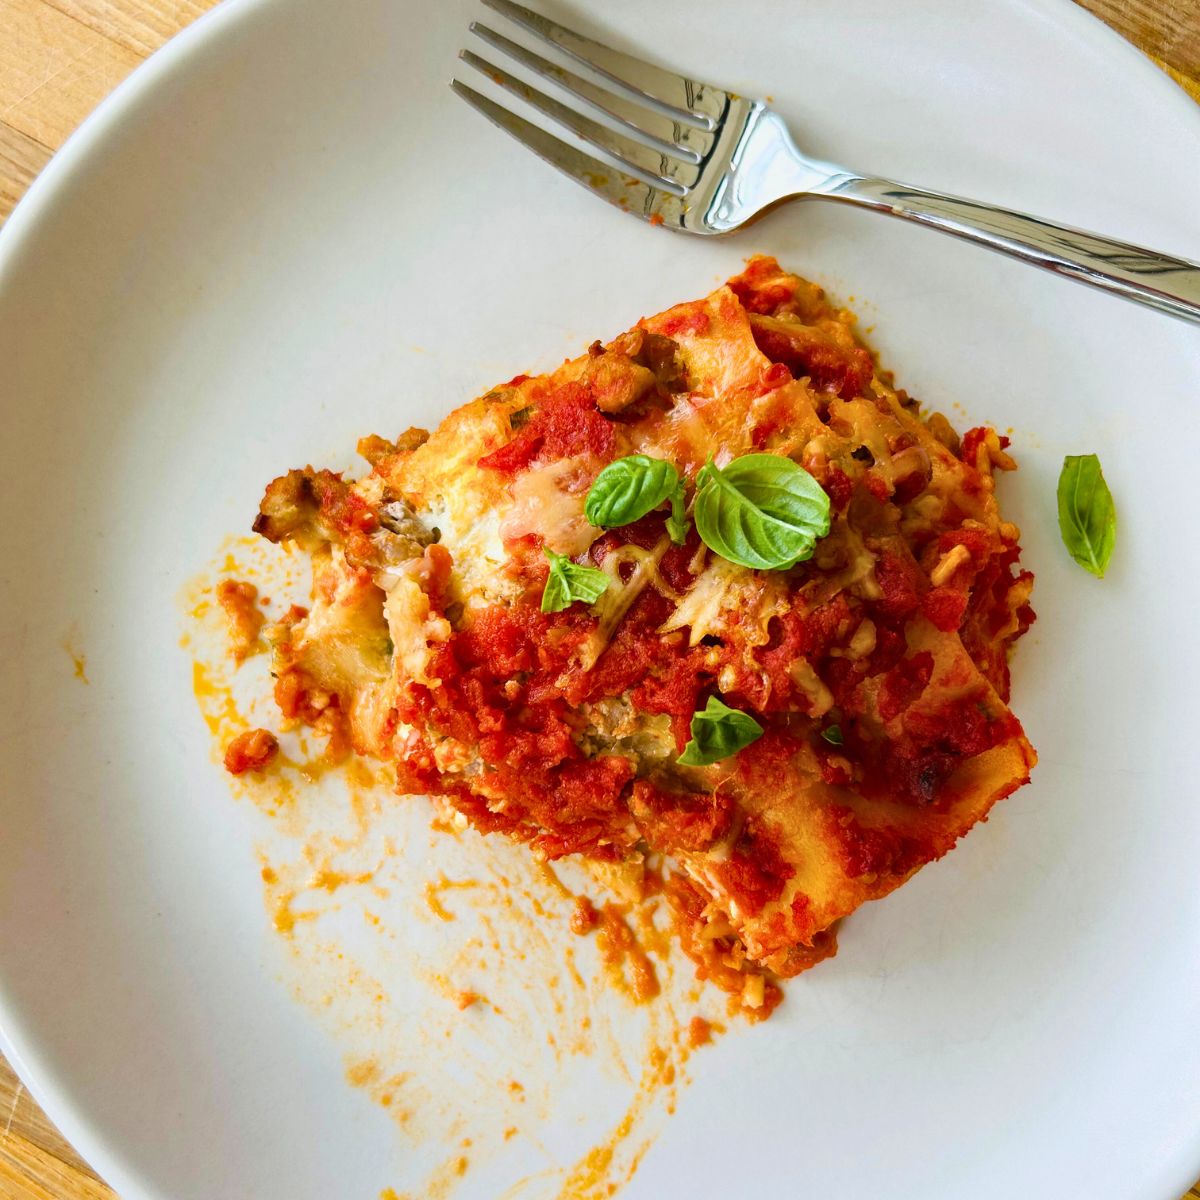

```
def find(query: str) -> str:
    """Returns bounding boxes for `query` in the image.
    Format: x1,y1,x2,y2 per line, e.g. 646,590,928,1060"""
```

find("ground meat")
224,728,279,775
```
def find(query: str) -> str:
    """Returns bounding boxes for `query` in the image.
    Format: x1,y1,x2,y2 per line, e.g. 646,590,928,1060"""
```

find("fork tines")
452,0,733,228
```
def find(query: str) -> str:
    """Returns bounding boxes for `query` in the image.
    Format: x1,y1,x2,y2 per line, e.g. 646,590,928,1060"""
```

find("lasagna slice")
249,256,1035,1015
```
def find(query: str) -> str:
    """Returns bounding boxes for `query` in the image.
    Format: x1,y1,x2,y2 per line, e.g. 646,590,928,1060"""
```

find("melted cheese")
294,547,390,690
831,397,903,485
578,540,673,669
499,455,599,557
422,499,516,609
630,392,754,473
803,521,880,607
930,542,972,587
660,556,785,648
643,288,766,399
383,562,450,687
388,395,523,609
788,659,834,716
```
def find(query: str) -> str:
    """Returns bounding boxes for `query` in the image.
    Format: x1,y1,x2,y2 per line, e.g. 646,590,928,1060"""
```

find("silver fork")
453,0,1200,327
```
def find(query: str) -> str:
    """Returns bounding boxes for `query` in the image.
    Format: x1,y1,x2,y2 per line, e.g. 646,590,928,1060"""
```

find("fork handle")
820,175,1200,326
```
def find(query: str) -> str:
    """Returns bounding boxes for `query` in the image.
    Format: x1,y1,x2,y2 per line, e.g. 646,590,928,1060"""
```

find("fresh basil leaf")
820,724,844,746
665,481,689,545
541,548,610,613
694,453,831,571
677,695,764,766
585,455,681,530
1057,453,1116,578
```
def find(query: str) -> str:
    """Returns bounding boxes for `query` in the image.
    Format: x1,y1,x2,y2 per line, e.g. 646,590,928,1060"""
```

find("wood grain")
0,120,51,215
0,0,142,150
0,1136,115,1200
1,1056,115,1197
0,1,1198,1197
1077,0,1200,78
41,0,211,56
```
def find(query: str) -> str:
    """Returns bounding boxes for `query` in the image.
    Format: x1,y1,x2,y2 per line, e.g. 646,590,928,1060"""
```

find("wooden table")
1,1,1198,1196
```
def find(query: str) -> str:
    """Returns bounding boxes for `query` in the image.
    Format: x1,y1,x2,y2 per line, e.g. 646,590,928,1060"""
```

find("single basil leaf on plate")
1057,453,1116,578
541,548,610,613
585,454,681,530
694,452,831,571
677,695,764,766
820,724,844,746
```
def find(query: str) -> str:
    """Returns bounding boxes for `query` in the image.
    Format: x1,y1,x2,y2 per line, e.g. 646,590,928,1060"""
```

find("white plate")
2,1,1199,1197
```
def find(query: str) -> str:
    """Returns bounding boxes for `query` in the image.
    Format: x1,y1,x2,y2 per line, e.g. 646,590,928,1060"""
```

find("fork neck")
704,104,860,233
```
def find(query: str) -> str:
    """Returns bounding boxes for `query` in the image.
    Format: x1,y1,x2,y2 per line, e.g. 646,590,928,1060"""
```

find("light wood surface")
0,1,1198,1197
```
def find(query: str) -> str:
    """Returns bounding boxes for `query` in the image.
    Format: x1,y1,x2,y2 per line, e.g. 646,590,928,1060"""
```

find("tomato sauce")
477,381,616,474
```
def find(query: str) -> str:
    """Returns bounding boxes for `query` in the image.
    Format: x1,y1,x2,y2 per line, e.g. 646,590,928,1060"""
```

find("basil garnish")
693,453,830,571
820,724,844,746
585,454,688,544
541,548,610,613
1057,453,1115,578
677,695,764,766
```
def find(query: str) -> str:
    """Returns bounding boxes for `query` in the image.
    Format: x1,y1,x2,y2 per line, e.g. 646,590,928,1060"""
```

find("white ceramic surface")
1,1,1199,1197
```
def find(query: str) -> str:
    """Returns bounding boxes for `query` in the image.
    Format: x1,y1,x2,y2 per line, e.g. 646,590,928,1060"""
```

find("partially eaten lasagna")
246,257,1036,1016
